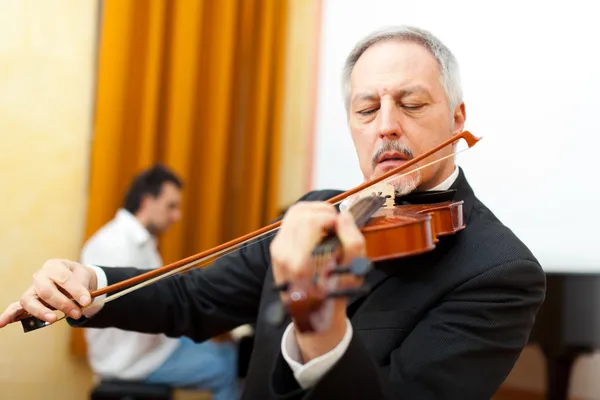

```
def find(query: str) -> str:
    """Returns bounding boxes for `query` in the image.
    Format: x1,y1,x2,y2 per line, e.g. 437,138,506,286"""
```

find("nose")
376,98,402,140
173,210,182,222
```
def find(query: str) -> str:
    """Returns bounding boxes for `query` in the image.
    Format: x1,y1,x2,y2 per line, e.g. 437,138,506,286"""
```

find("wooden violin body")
363,200,465,262
276,195,467,334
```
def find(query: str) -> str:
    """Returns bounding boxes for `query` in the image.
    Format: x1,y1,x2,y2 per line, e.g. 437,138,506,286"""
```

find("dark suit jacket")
72,169,546,399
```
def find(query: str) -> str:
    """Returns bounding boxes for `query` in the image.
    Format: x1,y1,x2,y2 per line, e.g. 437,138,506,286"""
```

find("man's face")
143,182,182,234
348,39,465,193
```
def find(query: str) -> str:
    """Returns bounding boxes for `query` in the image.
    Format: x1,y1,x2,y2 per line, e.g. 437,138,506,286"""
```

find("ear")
138,193,154,211
452,102,466,133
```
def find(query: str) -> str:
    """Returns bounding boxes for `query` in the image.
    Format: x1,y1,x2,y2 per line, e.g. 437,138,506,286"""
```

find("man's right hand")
0,259,97,328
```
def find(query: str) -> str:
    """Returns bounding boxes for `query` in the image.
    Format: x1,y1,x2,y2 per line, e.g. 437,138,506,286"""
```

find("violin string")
313,196,370,280
318,244,335,287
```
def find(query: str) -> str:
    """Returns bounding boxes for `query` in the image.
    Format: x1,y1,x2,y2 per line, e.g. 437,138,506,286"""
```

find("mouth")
376,151,409,171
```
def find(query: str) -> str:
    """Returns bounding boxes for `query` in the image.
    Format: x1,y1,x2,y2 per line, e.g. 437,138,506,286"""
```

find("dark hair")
123,164,183,214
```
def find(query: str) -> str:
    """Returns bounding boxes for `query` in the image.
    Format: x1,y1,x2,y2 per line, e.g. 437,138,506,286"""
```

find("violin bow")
14,130,481,332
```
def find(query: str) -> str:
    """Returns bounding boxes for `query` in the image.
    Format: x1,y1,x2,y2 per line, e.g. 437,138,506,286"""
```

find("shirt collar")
115,208,152,244
428,165,459,191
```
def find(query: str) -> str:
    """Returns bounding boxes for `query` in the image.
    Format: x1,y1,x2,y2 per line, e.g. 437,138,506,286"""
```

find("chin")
393,178,420,196
370,170,421,197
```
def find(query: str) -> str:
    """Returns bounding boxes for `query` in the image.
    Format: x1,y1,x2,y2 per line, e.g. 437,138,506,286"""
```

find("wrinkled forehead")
350,39,442,97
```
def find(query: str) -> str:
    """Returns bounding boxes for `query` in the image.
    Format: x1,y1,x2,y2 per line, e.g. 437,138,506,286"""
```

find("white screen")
312,0,600,272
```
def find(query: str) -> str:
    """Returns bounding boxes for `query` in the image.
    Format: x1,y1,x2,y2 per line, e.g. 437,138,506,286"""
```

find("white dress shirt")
87,167,460,388
81,209,180,380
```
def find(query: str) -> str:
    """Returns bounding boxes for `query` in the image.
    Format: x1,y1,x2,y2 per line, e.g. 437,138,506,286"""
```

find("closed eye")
402,104,425,110
357,108,379,116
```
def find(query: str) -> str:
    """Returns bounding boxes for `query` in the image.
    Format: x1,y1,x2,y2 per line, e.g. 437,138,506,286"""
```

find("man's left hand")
270,201,366,363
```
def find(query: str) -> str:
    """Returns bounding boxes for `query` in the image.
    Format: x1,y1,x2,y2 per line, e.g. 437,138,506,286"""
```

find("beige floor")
175,389,212,400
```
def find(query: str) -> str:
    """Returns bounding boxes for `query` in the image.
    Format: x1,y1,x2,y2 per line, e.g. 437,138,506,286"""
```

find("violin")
11,130,480,334
266,189,468,333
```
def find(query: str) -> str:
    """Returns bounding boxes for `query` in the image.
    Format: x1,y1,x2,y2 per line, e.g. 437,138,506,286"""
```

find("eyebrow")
352,85,430,104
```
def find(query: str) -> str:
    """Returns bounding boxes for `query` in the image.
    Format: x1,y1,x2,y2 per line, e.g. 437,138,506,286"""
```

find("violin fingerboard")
348,195,386,227
312,195,385,258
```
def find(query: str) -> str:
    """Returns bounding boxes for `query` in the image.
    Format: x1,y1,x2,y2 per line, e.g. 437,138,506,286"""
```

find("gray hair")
342,26,463,114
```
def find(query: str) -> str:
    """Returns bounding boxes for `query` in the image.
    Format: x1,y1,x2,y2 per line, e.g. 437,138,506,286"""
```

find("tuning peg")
330,257,372,277
264,300,287,328
327,284,372,299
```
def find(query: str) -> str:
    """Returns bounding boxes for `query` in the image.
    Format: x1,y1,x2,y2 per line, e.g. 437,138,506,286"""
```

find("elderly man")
1,26,545,399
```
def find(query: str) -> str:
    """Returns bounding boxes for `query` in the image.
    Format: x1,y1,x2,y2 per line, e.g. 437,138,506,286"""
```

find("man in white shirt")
81,164,238,400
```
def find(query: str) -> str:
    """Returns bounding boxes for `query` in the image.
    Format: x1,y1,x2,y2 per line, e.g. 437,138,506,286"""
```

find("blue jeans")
145,336,239,400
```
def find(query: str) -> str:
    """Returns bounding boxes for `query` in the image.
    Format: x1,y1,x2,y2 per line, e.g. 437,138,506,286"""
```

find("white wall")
312,0,600,273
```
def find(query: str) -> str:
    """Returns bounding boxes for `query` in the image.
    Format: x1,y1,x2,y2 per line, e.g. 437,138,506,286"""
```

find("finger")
294,208,338,241
0,302,25,328
19,286,59,324
33,269,82,319
275,209,338,278
279,207,338,244
334,219,367,291
336,210,367,267
284,201,336,223
283,203,337,227
63,262,93,307
271,208,337,284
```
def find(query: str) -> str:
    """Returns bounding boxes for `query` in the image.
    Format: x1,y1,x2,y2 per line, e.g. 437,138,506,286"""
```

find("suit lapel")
450,167,475,222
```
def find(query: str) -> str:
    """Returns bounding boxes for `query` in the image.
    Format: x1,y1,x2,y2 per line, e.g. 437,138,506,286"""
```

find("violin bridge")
355,182,395,208
378,183,395,208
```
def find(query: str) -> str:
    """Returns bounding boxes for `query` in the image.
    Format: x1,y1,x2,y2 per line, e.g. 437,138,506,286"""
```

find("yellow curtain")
72,0,288,356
